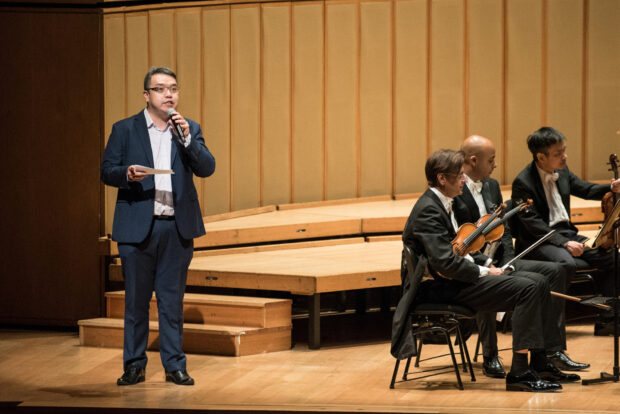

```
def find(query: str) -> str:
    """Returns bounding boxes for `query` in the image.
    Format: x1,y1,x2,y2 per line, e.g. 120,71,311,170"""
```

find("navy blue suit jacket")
101,110,216,243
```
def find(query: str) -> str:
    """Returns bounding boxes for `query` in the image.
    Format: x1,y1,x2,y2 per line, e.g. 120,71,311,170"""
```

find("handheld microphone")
167,108,186,143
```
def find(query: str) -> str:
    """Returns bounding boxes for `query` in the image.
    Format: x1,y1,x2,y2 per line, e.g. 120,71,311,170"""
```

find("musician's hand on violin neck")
611,178,620,193
564,240,585,257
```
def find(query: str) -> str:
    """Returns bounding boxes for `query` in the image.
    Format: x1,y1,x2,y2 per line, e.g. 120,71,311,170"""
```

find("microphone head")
167,108,175,117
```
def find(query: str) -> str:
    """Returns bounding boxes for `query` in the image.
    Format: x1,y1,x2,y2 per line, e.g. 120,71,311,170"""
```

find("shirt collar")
143,108,170,132
430,187,454,213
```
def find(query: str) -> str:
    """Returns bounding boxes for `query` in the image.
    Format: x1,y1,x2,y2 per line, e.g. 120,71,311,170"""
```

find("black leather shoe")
506,369,562,392
482,355,506,378
534,363,580,383
547,351,590,371
117,366,145,386
165,370,194,385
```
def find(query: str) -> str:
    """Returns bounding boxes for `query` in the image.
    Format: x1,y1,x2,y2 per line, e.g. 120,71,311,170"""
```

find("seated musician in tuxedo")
511,127,620,335
403,149,579,392
454,135,588,375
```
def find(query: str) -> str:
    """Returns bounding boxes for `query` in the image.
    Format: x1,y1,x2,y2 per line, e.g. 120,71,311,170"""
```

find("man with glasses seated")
102,67,215,386
511,127,620,336
403,149,579,392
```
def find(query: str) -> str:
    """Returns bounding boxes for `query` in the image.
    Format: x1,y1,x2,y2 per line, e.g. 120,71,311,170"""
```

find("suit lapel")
480,182,495,214
527,162,550,219
460,186,482,221
134,112,154,168
170,138,178,168
556,168,571,213
425,190,456,237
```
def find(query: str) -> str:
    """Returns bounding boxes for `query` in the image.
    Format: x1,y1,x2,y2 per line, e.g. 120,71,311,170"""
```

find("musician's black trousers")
430,271,563,353
477,260,567,357
524,240,615,297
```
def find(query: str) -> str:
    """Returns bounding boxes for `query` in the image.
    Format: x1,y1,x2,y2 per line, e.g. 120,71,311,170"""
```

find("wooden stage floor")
2,323,620,414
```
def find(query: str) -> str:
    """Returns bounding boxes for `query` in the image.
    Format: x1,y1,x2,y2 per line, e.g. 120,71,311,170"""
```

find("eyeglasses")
445,172,465,180
146,86,180,94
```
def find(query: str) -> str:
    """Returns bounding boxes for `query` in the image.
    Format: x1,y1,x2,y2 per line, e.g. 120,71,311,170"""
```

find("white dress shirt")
144,109,175,216
536,165,570,227
464,174,487,217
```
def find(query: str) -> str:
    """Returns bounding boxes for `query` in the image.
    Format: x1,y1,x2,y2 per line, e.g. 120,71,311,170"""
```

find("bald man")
453,135,589,373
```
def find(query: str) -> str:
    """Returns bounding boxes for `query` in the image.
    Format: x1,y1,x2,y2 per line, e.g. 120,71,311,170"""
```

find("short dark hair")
527,127,566,162
425,149,464,187
144,66,177,91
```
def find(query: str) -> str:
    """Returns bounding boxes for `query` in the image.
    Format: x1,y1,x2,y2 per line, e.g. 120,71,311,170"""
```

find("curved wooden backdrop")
103,0,619,235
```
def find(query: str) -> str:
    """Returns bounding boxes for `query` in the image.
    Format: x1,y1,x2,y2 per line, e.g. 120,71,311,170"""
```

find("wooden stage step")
78,317,292,356
105,291,291,328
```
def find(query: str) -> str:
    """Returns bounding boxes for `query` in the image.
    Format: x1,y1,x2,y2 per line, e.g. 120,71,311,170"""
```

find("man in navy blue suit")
101,67,215,386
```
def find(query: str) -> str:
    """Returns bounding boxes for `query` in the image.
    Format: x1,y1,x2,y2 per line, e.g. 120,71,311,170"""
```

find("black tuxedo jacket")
403,189,487,292
453,178,515,266
511,161,608,248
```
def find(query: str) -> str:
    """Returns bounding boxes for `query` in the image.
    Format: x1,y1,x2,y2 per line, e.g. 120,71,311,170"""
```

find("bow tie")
470,181,483,194
545,172,559,183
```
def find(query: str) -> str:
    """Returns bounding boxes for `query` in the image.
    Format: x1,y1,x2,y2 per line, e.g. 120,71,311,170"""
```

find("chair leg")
458,327,476,382
444,330,464,390
414,339,423,367
474,334,481,362
455,326,468,373
402,356,412,380
390,358,400,389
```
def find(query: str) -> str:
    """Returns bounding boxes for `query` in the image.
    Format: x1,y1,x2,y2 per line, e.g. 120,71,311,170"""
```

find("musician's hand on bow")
564,240,584,257
488,266,504,276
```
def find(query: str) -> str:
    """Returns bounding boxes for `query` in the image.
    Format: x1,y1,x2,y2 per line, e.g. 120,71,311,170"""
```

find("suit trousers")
444,271,562,352
118,218,194,372
524,237,615,296
476,259,567,356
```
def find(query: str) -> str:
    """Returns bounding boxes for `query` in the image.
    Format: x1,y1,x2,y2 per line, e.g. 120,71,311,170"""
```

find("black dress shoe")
506,369,562,392
547,351,590,371
534,363,580,383
117,366,145,386
482,355,506,378
165,369,194,385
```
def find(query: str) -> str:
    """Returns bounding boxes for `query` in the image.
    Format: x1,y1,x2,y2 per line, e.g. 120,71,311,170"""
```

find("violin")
451,204,505,256
600,154,618,248
451,200,532,257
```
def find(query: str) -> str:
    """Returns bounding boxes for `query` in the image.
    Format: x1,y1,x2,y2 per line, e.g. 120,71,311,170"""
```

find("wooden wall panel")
148,10,175,69
547,0,584,176
587,0,620,180
505,0,543,181
202,6,231,215
291,2,324,202
467,0,504,182
125,13,149,113
176,8,204,206
261,4,292,205
231,5,261,210
359,0,392,196
102,0,620,229
325,1,359,200
393,0,428,193
103,14,125,235
429,0,464,152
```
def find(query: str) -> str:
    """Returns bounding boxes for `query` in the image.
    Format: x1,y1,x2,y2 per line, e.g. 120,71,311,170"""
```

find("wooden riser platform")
78,318,292,357
105,291,292,328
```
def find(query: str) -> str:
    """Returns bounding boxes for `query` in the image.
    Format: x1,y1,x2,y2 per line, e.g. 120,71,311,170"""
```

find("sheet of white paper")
496,312,505,323
134,165,174,175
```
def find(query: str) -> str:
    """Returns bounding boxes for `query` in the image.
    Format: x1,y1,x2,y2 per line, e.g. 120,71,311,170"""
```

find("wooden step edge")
105,291,292,308
78,318,291,337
